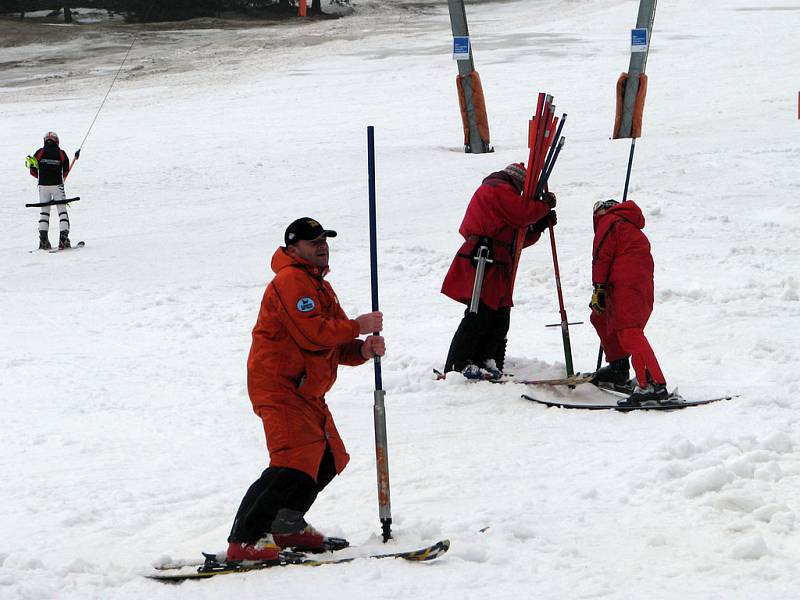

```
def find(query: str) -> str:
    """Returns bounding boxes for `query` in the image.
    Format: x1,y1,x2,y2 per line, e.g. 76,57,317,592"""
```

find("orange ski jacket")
247,247,367,480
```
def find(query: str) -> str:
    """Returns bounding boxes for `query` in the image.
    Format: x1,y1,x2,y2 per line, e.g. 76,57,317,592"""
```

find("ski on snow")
147,539,450,583
433,368,734,410
49,241,85,253
499,373,594,386
30,241,85,253
521,390,735,412
433,368,593,387
154,536,351,569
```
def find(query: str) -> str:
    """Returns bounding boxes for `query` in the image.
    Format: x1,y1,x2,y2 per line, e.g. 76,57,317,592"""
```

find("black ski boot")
591,357,630,388
617,383,671,407
59,231,71,249
38,231,51,250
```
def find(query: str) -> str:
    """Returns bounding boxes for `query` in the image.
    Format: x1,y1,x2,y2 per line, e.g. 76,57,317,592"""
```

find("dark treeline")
0,1,333,22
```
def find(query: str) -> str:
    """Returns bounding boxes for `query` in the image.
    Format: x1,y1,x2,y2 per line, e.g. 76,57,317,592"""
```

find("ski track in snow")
1,0,799,598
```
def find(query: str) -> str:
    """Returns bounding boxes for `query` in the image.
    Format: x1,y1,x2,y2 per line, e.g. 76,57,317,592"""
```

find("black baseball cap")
284,217,338,246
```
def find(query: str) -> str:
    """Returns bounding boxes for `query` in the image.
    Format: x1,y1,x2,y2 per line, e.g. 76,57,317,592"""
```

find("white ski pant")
38,184,69,233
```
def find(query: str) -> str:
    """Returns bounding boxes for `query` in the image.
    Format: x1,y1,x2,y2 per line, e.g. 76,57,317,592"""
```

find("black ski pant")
228,446,337,544
444,303,511,373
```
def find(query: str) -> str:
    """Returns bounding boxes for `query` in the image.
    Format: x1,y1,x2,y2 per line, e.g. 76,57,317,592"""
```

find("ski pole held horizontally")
367,125,392,543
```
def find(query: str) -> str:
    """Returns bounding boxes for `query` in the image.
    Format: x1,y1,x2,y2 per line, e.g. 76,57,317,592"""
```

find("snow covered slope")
1,1,799,598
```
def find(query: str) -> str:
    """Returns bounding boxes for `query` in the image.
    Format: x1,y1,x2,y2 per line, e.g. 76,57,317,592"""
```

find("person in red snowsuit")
226,217,385,562
589,199,668,404
441,163,556,379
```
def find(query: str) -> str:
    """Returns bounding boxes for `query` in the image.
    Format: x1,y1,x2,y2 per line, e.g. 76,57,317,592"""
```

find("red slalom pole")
510,93,547,292
540,135,575,378
546,216,575,377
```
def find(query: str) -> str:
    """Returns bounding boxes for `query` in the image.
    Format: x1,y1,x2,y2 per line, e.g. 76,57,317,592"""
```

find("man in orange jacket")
226,217,385,562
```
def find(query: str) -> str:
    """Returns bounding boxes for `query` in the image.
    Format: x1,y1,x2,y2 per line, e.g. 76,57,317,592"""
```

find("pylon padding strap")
613,72,648,139
612,73,627,139
631,72,648,138
456,70,491,146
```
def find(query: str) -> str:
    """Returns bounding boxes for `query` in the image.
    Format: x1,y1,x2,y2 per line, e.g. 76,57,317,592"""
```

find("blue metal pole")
367,126,392,542
368,126,382,390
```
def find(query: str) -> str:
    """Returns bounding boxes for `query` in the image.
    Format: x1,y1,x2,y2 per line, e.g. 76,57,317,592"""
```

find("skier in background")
589,199,669,406
27,132,76,249
441,162,557,380
226,217,385,562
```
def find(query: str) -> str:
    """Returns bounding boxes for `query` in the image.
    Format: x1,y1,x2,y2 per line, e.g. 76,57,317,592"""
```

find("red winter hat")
502,163,527,188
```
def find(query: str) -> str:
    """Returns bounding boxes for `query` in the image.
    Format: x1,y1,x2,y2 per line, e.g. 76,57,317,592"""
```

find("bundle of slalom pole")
524,93,565,204
510,92,565,289
514,92,576,377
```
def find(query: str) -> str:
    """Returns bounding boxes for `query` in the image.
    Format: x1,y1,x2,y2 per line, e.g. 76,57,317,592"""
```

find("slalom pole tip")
381,519,392,543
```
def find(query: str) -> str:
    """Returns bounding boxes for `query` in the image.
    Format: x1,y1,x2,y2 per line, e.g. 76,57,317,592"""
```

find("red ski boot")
226,535,281,562
272,524,349,553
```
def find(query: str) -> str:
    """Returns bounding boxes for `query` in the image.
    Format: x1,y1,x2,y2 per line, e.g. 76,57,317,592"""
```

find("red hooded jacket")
441,171,552,310
592,200,654,330
247,247,367,480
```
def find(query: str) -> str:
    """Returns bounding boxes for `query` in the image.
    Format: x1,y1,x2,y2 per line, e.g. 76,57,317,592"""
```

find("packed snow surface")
1,0,799,598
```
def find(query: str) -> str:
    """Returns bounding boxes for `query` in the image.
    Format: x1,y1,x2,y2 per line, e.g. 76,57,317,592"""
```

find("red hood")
270,246,329,278
594,200,645,231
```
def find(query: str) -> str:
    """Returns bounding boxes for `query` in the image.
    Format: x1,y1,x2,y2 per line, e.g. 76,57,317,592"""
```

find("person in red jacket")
226,217,385,562
28,131,75,250
589,199,669,406
441,163,556,380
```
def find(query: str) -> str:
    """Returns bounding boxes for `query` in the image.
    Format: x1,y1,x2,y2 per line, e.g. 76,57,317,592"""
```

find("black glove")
542,191,557,208
74,149,81,159
530,210,557,235
589,283,606,313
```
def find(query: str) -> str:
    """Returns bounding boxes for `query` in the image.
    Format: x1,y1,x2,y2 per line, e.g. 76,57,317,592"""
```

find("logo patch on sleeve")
296,297,316,312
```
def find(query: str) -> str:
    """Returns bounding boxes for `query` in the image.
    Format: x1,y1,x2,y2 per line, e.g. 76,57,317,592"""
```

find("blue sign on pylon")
453,36,470,60
631,28,648,53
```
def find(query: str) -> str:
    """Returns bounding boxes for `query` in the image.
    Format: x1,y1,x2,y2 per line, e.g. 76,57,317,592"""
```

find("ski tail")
377,539,450,562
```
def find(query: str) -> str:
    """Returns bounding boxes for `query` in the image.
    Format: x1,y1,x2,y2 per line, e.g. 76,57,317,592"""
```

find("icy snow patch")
683,466,733,498
730,533,770,560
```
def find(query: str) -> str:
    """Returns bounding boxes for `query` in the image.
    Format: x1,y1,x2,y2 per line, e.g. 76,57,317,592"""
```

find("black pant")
228,447,337,544
444,303,511,373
